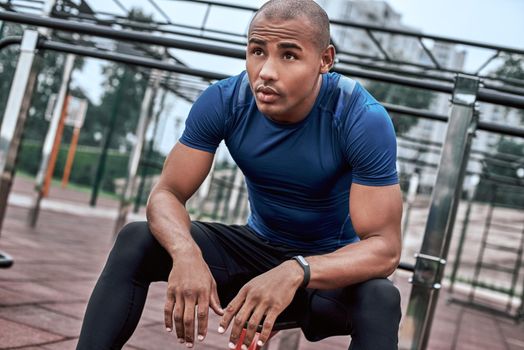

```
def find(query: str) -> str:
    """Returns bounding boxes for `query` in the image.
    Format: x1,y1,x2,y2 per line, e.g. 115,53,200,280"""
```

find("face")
246,15,334,122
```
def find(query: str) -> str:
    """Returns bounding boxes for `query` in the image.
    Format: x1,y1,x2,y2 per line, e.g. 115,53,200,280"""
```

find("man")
77,0,402,349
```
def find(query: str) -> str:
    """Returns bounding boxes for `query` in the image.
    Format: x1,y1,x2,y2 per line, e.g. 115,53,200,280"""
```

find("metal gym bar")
113,69,161,233
35,0,524,90
0,11,523,350
0,30,40,268
28,53,75,226
1,10,523,108
398,75,481,349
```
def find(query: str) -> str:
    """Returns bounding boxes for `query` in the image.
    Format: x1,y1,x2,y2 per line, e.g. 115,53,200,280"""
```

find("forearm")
146,188,201,259
305,234,400,290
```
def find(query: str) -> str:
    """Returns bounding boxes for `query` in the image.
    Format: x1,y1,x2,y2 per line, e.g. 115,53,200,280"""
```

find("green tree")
475,138,524,208
78,8,158,150
0,22,25,119
494,54,524,123
0,22,85,153
473,55,524,207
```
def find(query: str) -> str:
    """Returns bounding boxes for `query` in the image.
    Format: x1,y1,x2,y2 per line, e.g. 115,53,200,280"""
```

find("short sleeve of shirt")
179,82,227,153
343,102,398,186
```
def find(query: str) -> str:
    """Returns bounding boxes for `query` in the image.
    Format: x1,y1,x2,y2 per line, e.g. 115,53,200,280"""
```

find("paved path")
1,177,523,349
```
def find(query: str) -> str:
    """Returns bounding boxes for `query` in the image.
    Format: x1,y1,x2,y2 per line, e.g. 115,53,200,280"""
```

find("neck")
268,74,323,124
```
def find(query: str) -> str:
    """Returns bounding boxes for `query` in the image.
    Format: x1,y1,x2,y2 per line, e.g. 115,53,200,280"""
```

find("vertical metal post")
193,157,217,220
114,70,161,233
42,94,70,197
221,166,237,222
212,175,226,220
133,87,166,213
449,175,479,294
0,30,40,233
90,68,129,207
28,53,75,227
469,186,495,303
399,75,480,350
228,168,244,222
0,20,5,39
402,170,420,239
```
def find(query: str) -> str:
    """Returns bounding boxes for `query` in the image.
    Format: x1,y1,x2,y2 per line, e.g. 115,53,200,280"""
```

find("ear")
320,45,336,73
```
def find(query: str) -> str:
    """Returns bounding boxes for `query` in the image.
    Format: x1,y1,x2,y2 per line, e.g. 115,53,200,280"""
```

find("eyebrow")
248,38,266,46
248,38,303,51
278,42,303,51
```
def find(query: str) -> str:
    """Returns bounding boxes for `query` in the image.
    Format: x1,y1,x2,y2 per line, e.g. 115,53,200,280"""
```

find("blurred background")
0,1,523,349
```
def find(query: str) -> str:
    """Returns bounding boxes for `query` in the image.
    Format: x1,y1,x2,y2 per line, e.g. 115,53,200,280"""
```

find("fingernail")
166,327,171,332
178,338,185,343
186,342,193,348
228,342,236,349
257,340,264,347
218,326,225,333
198,335,205,341
241,344,248,350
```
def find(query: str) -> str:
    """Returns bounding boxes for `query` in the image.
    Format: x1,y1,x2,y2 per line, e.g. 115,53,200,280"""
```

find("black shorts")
188,221,376,341
78,221,401,348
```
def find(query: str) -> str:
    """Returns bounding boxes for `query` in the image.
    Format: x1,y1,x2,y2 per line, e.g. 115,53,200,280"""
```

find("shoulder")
322,72,388,128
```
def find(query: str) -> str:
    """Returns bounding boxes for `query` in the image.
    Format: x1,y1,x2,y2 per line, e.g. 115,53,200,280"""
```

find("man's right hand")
164,249,224,348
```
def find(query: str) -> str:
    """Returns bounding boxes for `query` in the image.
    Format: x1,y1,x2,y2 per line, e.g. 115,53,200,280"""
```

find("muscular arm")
146,142,223,345
146,142,213,257
305,183,402,289
220,183,402,348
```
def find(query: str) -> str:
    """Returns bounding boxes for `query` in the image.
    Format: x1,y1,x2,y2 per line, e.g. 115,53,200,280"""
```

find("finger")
173,291,185,344
196,297,209,342
183,294,196,347
229,301,255,350
219,290,245,334
210,283,224,316
256,311,279,348
242,305,267,349
164,289,175,332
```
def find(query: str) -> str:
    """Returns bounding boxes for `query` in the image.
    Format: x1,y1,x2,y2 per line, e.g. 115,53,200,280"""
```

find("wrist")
291,255,310,288
282,260,304,289
170,241,202,261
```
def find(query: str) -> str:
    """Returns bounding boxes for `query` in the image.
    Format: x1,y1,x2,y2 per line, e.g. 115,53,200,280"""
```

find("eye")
252,48,264,56
283,52,297,60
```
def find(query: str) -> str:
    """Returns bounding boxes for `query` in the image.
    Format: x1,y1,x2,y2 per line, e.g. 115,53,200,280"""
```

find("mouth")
255,85,280,103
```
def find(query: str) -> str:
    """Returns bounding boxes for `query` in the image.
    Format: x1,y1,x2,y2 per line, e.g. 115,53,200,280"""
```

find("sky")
387,0,523,50
386,0,524,70
75,0,524,103
66,0,524,153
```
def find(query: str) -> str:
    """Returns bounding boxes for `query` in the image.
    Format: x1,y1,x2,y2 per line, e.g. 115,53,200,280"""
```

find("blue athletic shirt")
180,71,398,253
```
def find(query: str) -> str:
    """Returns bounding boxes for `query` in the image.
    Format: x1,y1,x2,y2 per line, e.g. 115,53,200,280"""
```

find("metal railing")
0,6,523,350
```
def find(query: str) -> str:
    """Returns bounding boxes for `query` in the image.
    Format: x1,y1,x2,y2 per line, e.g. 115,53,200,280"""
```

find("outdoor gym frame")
0,6,523,350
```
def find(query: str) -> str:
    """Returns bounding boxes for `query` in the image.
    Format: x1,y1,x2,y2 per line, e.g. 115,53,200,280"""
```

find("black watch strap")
292,255,310,288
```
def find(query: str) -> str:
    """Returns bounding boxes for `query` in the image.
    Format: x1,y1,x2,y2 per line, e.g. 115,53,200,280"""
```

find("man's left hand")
218,260,303,349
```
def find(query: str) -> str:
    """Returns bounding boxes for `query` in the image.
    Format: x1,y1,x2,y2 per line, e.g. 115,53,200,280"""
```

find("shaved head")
250,0,331,51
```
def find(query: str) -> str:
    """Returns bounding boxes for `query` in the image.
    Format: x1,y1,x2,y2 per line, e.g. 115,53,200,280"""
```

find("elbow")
382,245,401,277
145,187,159,219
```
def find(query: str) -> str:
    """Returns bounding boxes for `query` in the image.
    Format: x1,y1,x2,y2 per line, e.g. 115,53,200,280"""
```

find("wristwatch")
292,255,310,288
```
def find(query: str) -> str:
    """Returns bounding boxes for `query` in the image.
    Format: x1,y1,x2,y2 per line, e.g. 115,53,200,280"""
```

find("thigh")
118,221,248,290
189,222,253,306
133,220,286,307
285,279,400,343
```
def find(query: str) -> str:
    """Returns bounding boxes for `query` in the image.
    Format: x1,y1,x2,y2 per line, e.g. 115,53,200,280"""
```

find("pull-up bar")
1,10,524,110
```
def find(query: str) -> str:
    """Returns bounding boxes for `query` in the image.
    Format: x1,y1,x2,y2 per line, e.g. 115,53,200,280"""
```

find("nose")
259,57,278,82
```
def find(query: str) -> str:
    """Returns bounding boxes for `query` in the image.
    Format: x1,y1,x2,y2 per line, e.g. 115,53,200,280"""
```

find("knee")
115,222,153,249
350,279,401,320
111,222,156,264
